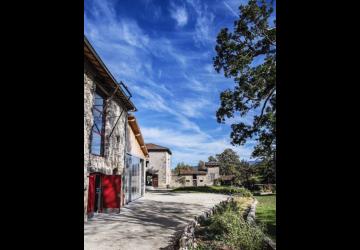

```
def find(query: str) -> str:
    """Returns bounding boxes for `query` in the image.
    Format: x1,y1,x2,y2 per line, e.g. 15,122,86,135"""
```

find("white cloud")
175,97,211,118
186,0,215,46
130,85,205,135
223,1,238,17
141,126,254,167
169,3,188,27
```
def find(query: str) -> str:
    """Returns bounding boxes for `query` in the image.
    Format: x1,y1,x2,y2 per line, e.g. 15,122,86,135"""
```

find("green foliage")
171,186,253,197
259,158,276,184
208,156,217,162
174,162,193,174
194,199,265,250
210,210,265,249
215,148,240,175
198,160,206,170
213,0,276,170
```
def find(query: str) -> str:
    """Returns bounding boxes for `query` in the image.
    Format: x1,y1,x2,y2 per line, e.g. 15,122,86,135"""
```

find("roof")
128,114,148,157
84,36,136,111
205,162,220,167
220,175,235,181
146,143,172,155
178,169,207,175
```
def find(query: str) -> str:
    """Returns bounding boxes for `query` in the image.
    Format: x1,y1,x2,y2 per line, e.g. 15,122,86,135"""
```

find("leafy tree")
255,158,276,183
215,148,241,175
174,162,192,174
208,156,217,162
236,160,261,189
213,0,276,173
198,160,206,170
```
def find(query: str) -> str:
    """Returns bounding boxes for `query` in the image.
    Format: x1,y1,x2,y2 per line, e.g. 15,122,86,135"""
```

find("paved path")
84,191,229,250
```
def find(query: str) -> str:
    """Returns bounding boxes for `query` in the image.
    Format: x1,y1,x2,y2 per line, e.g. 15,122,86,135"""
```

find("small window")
200,180,203,182
186,180,190,182
91,92,106,155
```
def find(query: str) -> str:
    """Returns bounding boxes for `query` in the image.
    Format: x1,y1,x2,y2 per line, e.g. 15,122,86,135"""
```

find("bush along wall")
176,196,272,250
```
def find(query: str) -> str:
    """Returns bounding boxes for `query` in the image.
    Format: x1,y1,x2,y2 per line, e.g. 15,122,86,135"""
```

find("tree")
215,148,241,175
208,156,217,162
255,158,276,184
213,0,276,171
237,160,260,189
174,162,192,174
198,160,206,170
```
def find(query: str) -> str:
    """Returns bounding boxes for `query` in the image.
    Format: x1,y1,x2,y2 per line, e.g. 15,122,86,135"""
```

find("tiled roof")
205,162,220,167
146,143,172,154
179,169,207,175
128,114,148,157
84,36,136,111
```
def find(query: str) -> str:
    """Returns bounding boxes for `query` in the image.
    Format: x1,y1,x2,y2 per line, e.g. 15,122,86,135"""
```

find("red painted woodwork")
87,175,95,213
102,175,121,209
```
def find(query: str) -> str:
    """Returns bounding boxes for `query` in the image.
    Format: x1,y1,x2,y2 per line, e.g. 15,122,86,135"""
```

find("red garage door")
87,175,95,213
102,175,121,210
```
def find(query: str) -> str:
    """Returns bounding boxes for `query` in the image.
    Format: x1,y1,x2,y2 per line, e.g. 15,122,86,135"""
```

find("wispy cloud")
169,2,188,27
85,0,260,167
223,1,238,17
130,85,206,135
142,126,254,166
183,74,210,93
175,97,211,118
186,0,215,46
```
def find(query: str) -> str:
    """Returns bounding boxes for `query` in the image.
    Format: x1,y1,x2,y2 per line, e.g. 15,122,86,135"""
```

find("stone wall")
170,167,220,188
84,60,128,219
147,151,171,188
205,167,220,185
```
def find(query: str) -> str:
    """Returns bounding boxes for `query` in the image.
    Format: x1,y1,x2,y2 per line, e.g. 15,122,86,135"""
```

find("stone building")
203,162,221,184
84,36,145,221
170,162,220,187
146,143,172,188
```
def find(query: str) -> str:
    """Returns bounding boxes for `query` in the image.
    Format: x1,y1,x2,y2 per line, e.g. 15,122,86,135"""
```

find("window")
91,92,106,155
210,173,215,181
200,180,203,182
186,180,190,182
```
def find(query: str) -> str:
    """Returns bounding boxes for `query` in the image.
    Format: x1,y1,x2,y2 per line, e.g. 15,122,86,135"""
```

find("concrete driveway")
84,191,229,250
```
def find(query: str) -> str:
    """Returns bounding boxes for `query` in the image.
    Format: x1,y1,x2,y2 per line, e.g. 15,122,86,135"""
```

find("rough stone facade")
147,151,171,188
170,167,220,188
205,167,220,184
84,60,128,220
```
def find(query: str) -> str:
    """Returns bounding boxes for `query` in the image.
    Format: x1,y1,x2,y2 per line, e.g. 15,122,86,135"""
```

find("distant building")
171,162,220,187
146,143,172,188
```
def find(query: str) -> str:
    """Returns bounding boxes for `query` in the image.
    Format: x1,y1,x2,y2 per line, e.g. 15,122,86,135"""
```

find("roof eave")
84,36,137,112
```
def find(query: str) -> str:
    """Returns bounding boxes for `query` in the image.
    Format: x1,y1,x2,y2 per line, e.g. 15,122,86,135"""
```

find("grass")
171,186,253,197
254,194,276,242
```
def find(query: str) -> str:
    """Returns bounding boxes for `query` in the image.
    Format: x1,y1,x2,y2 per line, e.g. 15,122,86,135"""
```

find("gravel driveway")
84,191,229,250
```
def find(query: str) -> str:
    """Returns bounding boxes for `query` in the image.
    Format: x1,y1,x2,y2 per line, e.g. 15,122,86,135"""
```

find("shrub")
171,186,253,197
201,201,265,250
210,211,264,249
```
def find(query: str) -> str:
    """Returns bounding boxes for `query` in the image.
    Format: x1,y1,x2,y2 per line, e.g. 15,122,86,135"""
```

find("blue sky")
85,0,262,167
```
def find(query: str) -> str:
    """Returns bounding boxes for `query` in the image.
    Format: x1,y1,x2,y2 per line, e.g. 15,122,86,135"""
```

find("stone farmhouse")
170,162,221,187
84,36,148,221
